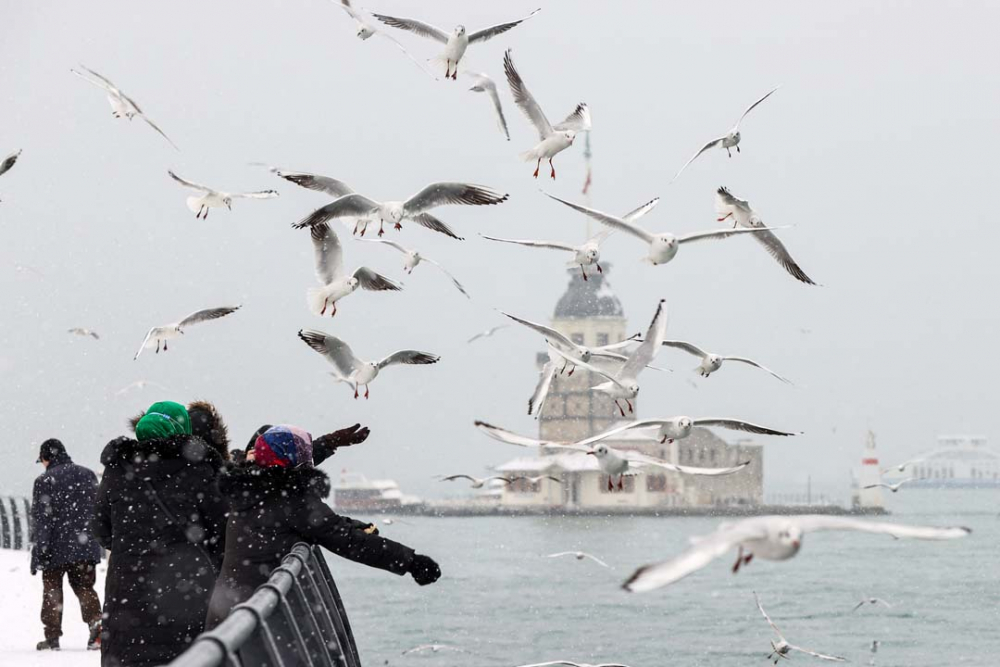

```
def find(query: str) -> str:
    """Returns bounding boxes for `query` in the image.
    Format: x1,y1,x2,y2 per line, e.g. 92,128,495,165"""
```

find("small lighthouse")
858,430,884,509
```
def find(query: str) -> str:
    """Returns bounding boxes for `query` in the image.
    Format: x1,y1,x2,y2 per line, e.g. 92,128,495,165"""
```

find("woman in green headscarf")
92,402,226,667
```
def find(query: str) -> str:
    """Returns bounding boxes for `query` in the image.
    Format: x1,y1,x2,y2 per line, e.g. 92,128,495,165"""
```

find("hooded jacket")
92,434,227,667
205,464,414,629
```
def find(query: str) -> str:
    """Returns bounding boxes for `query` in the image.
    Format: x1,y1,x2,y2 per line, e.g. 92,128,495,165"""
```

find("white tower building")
857,430,884,508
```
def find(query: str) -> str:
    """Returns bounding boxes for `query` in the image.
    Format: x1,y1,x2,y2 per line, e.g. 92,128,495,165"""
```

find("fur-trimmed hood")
100,434,223,471
127,400,231,462
219,464,331,509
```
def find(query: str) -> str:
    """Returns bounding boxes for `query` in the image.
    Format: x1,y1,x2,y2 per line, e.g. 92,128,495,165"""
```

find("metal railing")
0,496,32,550
163,543,361,667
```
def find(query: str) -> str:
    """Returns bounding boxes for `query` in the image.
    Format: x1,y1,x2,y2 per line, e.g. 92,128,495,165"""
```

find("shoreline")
341,503,889,518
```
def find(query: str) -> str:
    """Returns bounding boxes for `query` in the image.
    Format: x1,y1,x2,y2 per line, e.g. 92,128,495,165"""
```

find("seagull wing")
528,358,558,417
370,13,450,42
467,324,509,343
298,329,362,377
621,300,668,379
168,170,214,193
660,340,709,358
733,86,780,130
793,515,972,540
481,235,576,252
278,171,355,198
71,66,119,95
552,103,592,133
473,420,587,452
403,182,508,215
850,600,867,613
375,350,440,370
581,553,609,567
715,186,753,220
311,223,344,284
743,224,817,285
677,226,781,244
692,418,796,436
468,8,541,43
422,257,470,298
133,328,156,361
352,267,402,292
0,149,21,177
503,49,553,140
623,521,769,592
356,238,410,255
440,474,478,484
501,311,578,351
722,356,793,384
754,592,786,639
292,193,381,230
372,31,441,80
621,197,660,223
547,347,627,389
785,644,846,662
466,72,510,141
409,212,463,240
338,0,362,21
544,193,655,244
626,451,750,477
670,136,726,183
230,189,279,199
137,111,179,150
573,419,669,449
177,306,240,329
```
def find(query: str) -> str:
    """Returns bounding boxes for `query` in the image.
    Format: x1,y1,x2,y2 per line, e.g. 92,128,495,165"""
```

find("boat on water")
332,472,423,512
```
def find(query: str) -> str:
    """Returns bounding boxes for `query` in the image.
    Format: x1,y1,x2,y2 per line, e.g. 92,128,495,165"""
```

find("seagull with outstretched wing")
358,238,469,298
467,324,509,344
438,474,512,489
574,416,797,446
465,72,510,140
653,336,792,384
168,170,277,219
335,0,439,79
134,306,240,360
307,223,401,317
547,551,608,568
0,149,21,201
71,66,179,150
755,592,847,664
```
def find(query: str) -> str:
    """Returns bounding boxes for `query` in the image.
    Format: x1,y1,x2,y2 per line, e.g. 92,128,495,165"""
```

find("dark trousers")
41,562,102,640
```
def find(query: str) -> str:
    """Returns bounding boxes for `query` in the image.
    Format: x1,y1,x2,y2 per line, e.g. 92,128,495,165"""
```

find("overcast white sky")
2,0,998,499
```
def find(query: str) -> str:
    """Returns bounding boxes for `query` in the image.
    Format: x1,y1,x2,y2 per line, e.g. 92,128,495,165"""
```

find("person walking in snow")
92,401,228,667
31,438,104,652
205,424,440,629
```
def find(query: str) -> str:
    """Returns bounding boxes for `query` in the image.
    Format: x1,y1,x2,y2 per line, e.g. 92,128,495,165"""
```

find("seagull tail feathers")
306,287,329,316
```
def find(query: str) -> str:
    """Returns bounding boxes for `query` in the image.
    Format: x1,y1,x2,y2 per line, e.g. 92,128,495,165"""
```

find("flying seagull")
298,329,439,399
0,149,21,201
622,515,971,592
863,478,915,493
68,328,100,340
465,72,509,140
715,187,816,285
655,338,791,384
482,198,659,280
167,171,278,219
358,238,469,298
670,86,780,182
546,552,608,568
881,458,924,474
292,180,507,238
514,662,630,667
467,324,510,344
851,597,893,613
501,311,635,372
438,474,513,488
114,380,169,397
401,644,468,656
335,0,439,79
134,306,240,360
373,8,541,80
70,65,179,150
543,193,779,267
308,223,401,317
516,475,563,485
504,49,591,179
574,416,797,446
755,592,846,664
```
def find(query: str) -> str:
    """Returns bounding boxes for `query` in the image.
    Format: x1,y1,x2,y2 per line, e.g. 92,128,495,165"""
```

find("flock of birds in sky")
1,2,974,664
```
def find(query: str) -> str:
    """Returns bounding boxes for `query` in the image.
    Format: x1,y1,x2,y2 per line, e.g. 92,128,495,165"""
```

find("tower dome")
553,264,624,319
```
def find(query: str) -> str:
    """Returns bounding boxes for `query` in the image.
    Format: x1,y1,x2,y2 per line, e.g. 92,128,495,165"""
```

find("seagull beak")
586,451,596,456
226,202,232,211
791,539,801,549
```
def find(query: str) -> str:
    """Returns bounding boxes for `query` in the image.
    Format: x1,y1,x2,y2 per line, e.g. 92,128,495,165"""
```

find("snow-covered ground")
0,550,104,666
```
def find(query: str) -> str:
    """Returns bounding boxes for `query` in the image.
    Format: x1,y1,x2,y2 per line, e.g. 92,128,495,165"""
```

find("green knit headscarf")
135,401,192,441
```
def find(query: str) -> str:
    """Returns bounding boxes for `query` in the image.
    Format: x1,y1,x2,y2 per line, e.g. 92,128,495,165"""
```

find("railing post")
309,546,360,667
0,498,10,549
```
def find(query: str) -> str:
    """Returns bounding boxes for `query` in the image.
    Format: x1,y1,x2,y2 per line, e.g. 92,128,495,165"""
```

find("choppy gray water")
334,490,999,667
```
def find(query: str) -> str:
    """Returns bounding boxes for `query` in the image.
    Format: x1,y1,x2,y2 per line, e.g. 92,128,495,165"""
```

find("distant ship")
332,472,422,512
896,435,1000,489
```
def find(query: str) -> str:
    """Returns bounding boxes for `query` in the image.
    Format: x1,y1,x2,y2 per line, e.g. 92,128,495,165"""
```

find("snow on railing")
0,496,31,550
161,543,360,667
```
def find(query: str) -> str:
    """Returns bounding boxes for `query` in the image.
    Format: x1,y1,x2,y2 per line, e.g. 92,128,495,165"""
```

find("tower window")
596,333,609,346
571,333,584,345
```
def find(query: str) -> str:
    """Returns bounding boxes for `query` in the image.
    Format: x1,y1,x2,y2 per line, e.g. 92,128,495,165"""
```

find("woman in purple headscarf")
205,425,440,629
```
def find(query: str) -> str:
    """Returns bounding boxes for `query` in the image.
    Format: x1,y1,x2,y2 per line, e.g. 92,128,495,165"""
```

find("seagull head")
562,129,577,144
223,196,233,210
578,348,592,362
585,248,599,262
677,416,692,431
347,276,360,291
455,25,467,37
387,205,405,223
357,24,374,39
777,525,803,551
626,381,640,396
587,444,609,459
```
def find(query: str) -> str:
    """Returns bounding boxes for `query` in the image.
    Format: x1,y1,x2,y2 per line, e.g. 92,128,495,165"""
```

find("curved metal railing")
163,543,360,667
0,496,31,550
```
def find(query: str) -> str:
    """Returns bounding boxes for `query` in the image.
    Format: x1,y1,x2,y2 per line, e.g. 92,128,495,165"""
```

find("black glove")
409,553,441,586
328,424,370,449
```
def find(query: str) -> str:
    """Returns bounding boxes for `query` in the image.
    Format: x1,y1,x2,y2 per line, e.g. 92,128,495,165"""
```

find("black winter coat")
205,465,414,629
30,455,102,574
92,435,227,667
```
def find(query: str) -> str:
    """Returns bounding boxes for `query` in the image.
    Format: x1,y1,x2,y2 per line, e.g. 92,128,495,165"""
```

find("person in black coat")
31,439,104,652
205,424,440,630
92,401,228,667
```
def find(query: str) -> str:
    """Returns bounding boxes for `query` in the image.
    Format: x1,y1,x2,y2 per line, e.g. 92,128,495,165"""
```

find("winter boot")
87,622,102,650
36,638,60,651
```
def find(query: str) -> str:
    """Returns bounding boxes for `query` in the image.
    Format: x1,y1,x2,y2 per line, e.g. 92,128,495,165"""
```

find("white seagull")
755,592,846,664
438,474,513,488
465,72,510,140
881,458,924,474
0,149,21,201
574,416,797,446
863,478,915,493
715,187,816,285
546,551,608,568
298,329,439,399
467,324,510,344
372,8,541,80
622,516,971,592
70,66,179,150
358,238,469,298
134,306,240,360
292,180,507,238
516,475,563,485
504,49,591,179
335,0,439,80
670,86,780,182
308,223,401,317
114,380,169,397
515,660,630,667
656,338,791,384
168,171,278,219
851,597,893,613
68,328,100,340
401,644,467,656
482,198,659,281
473,421,749,492
544,193,779,267
501,311,635,372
